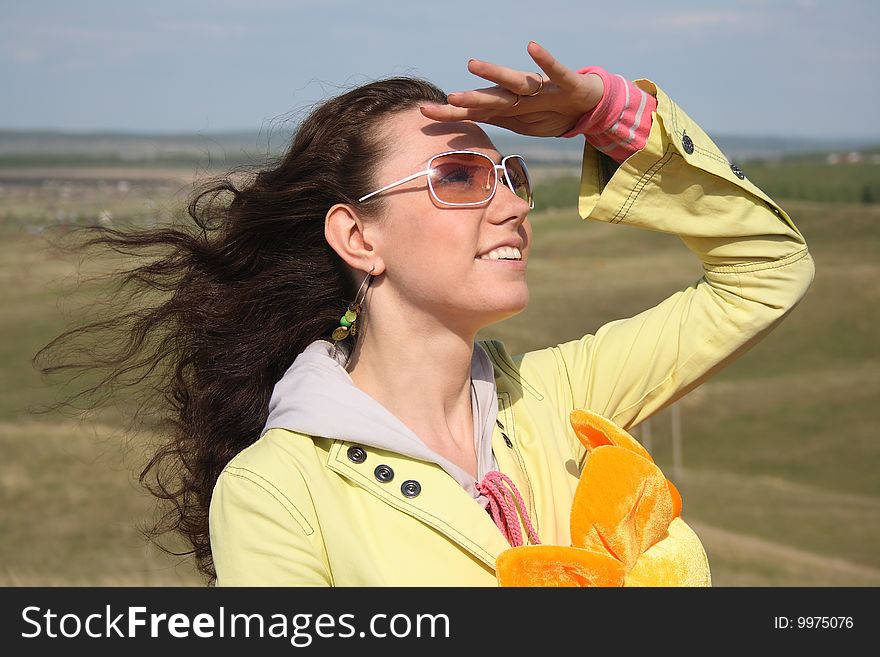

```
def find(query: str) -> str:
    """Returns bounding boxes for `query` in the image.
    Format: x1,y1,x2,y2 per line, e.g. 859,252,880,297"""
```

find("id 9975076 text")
773,617,854,630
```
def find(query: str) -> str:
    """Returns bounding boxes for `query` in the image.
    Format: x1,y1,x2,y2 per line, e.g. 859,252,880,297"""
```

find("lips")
477,246,523,261
476,235,526,258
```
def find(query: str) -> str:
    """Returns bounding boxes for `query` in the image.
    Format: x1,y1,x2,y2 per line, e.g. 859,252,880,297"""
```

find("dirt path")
690,520,880,585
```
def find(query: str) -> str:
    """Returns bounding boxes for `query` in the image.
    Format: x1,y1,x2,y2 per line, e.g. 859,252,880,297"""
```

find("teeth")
478,246,522,261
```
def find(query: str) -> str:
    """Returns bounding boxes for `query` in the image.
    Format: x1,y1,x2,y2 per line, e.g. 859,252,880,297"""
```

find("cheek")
385,211,479,291
388,203,475,259
410,227,473,276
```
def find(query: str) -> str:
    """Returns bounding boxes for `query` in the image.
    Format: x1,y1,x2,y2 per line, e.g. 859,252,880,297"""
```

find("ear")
324,203,387,276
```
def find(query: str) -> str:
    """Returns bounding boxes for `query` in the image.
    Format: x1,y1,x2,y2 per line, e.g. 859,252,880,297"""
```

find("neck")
345,287,478,458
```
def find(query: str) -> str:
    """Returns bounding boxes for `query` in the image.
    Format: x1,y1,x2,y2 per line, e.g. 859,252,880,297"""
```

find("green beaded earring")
332,265,375,356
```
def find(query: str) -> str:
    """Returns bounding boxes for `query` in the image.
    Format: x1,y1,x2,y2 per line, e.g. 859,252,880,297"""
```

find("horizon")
2,127,878,148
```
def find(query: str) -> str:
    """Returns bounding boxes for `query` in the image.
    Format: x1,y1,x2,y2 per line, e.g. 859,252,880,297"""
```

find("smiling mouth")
476,246,523,261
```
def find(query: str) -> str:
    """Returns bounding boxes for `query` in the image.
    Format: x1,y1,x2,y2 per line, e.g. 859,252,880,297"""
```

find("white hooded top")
261,339,500,507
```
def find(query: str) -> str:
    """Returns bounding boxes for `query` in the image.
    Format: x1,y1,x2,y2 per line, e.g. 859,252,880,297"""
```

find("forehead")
376,106,500,172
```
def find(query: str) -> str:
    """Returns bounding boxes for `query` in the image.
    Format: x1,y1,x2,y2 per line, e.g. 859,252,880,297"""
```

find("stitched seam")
593,143,604,191
669,95,728,165
603,251,808,425
328,447,496,564
612,146,676,222
549,347,586,468
703,246,810,274
226,465,314,531
607,270,772,427
670,94,680,134
611,147,676,223
484,340,544,401
498,392,539,535
549,347,576,412
295,438,337,585
487,340,542,400
693,144,728,164
223,470,314,536
735,261,744,306
614,152,671,222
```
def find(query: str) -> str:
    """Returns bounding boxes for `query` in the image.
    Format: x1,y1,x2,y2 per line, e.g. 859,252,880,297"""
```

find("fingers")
446,85,518,112
434,41,574,119
526,40,580,91
418,102,532,128
447,41,574,106
418,104,566,138
466,58,545,97
419,40,580,134
419,103,495,122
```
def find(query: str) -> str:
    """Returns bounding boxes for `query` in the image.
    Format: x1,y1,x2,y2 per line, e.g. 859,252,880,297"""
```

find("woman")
207,41,813,586
37,42,814,586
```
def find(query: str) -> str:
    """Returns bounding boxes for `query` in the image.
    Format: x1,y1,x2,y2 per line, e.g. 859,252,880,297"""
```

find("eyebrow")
417,150,504,168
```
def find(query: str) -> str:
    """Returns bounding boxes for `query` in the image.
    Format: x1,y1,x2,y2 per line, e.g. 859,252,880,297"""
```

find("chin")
486,293,529,322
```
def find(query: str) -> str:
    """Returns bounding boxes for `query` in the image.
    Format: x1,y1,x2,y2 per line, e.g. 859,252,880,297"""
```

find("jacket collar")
262,338,499,503
325,439,514,570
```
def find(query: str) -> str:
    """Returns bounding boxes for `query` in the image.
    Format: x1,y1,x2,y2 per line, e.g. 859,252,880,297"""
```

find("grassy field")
1,164,878,586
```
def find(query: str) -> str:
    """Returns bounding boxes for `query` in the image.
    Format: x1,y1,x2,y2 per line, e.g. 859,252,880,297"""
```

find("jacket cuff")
560,66,658,165
575,77,805,243
559,66,617,138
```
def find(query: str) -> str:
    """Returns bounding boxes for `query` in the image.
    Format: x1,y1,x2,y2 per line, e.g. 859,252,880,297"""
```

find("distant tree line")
532,161,879,209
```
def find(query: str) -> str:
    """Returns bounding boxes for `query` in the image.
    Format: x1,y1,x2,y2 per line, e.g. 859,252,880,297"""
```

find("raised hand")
420,41,605,138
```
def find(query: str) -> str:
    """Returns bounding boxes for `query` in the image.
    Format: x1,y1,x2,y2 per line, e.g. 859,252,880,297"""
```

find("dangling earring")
332,265,375,356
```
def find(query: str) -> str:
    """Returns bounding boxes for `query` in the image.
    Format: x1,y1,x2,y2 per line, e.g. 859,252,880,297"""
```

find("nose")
491,175,531,223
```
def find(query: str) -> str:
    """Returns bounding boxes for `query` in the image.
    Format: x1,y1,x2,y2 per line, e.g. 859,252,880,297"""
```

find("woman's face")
365,106,532,334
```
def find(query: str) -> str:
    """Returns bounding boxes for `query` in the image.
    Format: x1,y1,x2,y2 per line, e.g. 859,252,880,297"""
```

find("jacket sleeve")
541,77,815,454
209,465,332,586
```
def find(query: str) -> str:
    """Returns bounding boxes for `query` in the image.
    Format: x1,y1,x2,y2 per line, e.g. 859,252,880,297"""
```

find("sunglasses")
357,150,534,209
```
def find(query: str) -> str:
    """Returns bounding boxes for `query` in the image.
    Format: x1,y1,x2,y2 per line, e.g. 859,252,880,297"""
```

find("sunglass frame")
357,150,534,209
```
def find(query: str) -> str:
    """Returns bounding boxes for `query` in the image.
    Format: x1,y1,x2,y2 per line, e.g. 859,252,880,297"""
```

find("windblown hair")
32,77,448,583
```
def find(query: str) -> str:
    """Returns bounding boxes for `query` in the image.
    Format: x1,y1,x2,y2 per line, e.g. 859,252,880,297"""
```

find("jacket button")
401,480,421,498
730,162,745,179
682,133,694,154
346,445,367,464
374,464,394,483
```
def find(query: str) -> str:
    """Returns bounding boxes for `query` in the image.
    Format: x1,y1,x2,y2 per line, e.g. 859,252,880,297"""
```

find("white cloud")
2,23,147,67
625,8,772,32
10,47,42,62
34,25,121,42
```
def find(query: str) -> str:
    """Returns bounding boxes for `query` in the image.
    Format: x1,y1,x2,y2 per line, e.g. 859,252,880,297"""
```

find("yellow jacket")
208,77,815,586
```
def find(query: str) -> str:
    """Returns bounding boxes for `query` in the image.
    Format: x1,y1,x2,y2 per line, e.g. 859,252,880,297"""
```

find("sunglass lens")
428,153,495,205
504,157,532,208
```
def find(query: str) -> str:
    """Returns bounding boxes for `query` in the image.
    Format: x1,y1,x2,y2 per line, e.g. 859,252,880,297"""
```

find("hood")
261,339,499,504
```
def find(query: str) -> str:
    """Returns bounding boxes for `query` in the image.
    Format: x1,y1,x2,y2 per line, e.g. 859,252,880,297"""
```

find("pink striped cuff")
560,65,657,164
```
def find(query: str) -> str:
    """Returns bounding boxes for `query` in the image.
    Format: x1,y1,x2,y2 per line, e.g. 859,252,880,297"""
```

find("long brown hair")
31,77,448,582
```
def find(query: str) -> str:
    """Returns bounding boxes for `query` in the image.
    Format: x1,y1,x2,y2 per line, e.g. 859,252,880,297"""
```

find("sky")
3,0,878,140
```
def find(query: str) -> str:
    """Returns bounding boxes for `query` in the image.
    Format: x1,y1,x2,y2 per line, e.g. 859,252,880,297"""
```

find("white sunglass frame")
357,150,534,209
